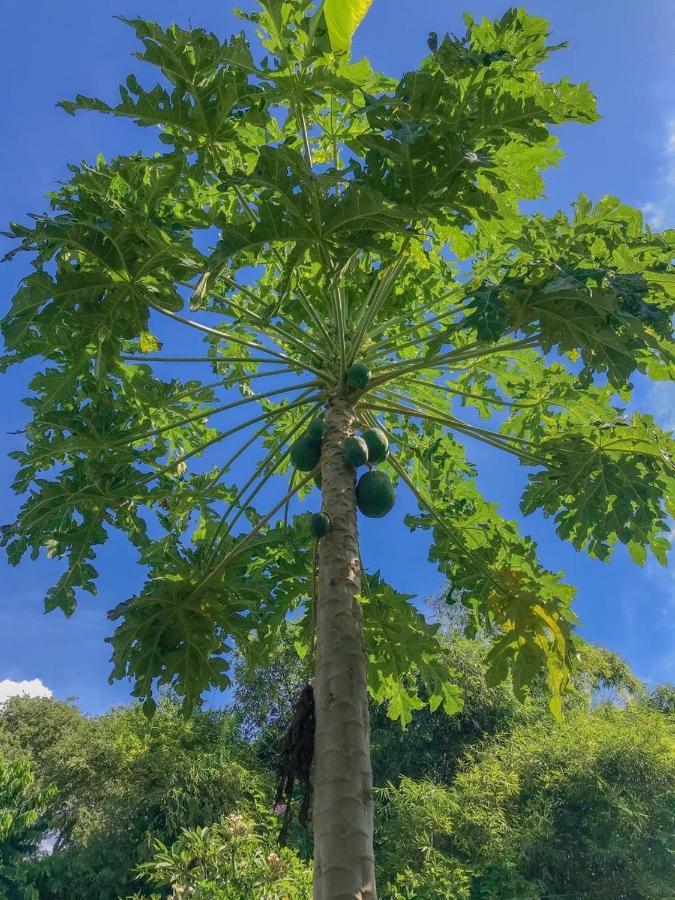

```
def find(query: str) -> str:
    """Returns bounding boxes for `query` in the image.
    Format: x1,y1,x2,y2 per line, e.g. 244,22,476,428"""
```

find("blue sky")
1,0,674,714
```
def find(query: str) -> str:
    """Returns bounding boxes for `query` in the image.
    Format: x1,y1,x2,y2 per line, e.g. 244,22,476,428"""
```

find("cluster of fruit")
345,427,395,519
288,362,396,539
293,419,396,540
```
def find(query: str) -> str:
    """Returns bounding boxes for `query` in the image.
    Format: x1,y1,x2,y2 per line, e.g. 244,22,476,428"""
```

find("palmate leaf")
284,562,463,726
0,356,249,616
489,352,623,441
324,0,373,52
375,364,674,567
60,20,263,161
1,467,147,617
1,154,210,371
462,352,675,564
382,420,578,717
347,15,597,229
461,196,675,386
522,415,675,563
360,573,463,728
107,519,312,710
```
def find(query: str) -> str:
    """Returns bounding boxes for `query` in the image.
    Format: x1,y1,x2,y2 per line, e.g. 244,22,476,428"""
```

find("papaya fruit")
346,361,371,390
308,413,325,442
343,435,369,468
310,512,331,538
362,428,389,464
356,470,396,518
290,434,321,472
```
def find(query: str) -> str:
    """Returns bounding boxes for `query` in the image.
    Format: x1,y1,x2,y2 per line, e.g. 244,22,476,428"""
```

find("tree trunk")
313,396,376,900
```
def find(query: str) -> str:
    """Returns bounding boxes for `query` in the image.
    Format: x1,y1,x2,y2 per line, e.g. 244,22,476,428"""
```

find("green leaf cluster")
0,753,53,900
1,645,671,900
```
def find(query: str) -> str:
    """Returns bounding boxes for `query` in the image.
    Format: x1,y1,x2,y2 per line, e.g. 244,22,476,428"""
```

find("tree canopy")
2,0,673,721
0,751,53,900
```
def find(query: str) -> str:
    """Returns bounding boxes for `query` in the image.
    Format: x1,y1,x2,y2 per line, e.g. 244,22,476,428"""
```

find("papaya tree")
1,2,674,898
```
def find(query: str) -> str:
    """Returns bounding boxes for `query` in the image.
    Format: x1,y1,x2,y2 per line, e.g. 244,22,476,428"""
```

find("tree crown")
2,0,673,720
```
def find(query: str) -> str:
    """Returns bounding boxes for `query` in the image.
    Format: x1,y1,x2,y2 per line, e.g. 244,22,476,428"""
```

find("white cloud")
0,678,53,705
642,116,675,230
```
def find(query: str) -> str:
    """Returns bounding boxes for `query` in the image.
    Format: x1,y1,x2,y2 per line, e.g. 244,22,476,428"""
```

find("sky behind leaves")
1,0,674,713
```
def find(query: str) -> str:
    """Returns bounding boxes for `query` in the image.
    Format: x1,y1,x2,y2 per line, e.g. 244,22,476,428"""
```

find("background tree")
0,752,53,900
0,698,269,899
134,813,312,900
1,1,673,896
234,626,645,788
376,703,675,899
0,651,671,899
647,683,675,716
0,695,91,851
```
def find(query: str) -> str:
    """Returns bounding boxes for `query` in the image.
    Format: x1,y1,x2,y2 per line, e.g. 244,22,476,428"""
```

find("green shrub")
0,753,53,900
136,812,312,899
376,704,675,899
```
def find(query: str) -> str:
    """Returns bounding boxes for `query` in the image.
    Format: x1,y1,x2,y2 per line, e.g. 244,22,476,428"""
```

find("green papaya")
310,512,331,539
308,413,325,442
362,428,389,464
290,434,322,472
346,361,371,390
343,435,369,468
356,470,396,518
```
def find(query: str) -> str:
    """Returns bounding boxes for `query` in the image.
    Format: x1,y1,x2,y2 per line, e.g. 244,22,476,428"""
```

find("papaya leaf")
521,415,675,562
324,0,373,52
359,573,463,728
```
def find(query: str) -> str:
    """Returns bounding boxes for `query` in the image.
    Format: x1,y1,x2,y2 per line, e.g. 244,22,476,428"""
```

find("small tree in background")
1,655,669,899
0,753,53,900
2,1,673,896
0,697,266,899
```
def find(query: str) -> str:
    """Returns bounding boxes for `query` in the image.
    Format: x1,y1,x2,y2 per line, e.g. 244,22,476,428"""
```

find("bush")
136,812,312,899
0,698,273,899
0,753,53,899
376,704,675,899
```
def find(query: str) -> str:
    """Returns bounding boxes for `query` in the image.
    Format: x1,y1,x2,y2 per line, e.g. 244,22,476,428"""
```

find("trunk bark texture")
313,396,376,900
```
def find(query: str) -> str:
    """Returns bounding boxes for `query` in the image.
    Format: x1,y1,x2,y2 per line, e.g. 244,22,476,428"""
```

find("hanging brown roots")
274,684,315,845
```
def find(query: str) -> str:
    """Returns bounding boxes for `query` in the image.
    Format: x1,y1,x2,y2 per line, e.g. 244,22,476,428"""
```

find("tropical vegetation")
0,639,673,898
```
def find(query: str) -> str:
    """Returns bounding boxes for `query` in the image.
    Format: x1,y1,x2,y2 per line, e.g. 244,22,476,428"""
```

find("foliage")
106,520,314,714
375,704,675,899
0,698,271,899
376,778,475,900
646,683,675,716
0,696,92,845
135,812,312,899
2,3,675,893
323,0,373,52
2,0,673,727
235,626,644,786
368,637,645,787
0,753,53,900
0,656,672,899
